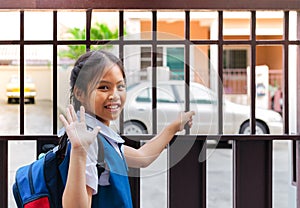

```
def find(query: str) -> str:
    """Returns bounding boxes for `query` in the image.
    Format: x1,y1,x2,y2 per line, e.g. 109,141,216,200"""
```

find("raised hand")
59,105,100,152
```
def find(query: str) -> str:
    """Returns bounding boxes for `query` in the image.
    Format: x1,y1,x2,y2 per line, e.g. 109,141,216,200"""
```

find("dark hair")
70,50,126,111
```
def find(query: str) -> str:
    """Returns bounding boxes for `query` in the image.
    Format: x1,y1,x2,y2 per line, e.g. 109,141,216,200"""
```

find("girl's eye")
118,84,126,90
97,86,109,90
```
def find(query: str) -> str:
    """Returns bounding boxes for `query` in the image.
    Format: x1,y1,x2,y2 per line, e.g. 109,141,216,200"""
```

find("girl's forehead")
102,65,123,78
94,65,124,83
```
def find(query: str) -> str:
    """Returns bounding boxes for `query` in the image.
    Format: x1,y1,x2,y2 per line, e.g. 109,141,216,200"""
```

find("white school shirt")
79,113,125,195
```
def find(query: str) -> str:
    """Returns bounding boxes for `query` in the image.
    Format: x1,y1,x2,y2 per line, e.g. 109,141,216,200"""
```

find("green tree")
59,22,121,60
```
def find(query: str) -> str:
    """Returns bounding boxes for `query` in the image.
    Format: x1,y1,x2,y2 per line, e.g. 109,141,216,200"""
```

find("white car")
115,81,283,136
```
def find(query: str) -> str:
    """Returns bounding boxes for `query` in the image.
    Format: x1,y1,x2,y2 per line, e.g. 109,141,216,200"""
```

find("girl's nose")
108,94,114,100
108,92,118,100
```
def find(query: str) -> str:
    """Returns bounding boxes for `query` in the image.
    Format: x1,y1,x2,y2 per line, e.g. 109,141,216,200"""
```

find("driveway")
0,99,53,135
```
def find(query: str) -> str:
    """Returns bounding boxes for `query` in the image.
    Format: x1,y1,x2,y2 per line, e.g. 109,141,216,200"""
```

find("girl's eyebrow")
98,79,125,84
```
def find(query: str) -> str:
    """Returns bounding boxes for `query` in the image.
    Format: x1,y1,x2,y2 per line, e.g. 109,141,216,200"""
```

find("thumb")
187,111,196,117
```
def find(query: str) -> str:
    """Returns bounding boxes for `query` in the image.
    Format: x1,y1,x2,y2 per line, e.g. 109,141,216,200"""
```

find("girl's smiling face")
84,64,126,126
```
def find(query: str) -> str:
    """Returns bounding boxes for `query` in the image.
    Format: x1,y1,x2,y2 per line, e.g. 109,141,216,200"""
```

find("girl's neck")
84,109,110,126
95,115,110,126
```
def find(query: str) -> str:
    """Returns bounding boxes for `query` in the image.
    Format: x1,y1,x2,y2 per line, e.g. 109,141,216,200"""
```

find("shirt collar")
78,112,125,144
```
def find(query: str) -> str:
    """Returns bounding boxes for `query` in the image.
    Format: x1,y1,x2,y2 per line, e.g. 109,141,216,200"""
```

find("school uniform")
83,113,133,208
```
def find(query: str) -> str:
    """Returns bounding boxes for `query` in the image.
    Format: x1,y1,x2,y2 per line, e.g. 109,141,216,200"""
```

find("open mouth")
105,103,121,112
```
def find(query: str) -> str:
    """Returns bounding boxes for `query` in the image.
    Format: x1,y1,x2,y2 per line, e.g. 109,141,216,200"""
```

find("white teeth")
107,105,118,109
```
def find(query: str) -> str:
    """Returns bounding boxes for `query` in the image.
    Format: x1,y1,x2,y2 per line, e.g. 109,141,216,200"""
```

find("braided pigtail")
69,60,86,111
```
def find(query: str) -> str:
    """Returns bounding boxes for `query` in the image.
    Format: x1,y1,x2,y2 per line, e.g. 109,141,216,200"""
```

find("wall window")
167,47,184,80
140,46,184,80
223,49,247,69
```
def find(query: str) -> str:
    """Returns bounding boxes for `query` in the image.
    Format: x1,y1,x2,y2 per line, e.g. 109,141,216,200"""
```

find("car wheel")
239,121,268,134
124,121,148,134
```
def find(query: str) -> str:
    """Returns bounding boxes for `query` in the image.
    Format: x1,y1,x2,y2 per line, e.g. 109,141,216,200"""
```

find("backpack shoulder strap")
96,134,106,178
56,132,68,159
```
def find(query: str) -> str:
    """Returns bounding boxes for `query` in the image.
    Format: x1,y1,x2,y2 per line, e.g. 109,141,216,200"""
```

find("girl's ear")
73,87,86,103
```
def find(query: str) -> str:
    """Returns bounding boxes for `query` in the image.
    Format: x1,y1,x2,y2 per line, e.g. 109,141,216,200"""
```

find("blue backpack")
12,133,106,208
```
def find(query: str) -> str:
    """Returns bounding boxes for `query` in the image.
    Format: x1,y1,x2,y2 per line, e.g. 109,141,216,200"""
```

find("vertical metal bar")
119,10,125,134
118,10,141,208
296,11,300,208
125,138,141,208
0,140,8,208
119,10,124,41
184,10,190,134
20,11,25,135
293,140,297,184
169,138,206,208
86,9,92,51
233,140,272,208
152,10,157,134
218,11,224,134
298,141,300,208
37,11,60,157
169,11,206,208
53,11,58,135
283,11,289,134
250,11,256,134
37,11,59,155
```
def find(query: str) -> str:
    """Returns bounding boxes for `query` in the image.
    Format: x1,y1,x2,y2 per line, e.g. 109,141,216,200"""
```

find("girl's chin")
108,112,121,120
95,114,119,121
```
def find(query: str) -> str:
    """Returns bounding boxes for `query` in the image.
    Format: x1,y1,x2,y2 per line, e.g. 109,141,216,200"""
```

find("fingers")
65,104,77,123
183,111,195,128
188,111,194,128
65,105,73,123
92,126,101,136
59,114,68,127
80,106,86,123
187,118,193,128
186,110,195,117
60,105,84,128
188,111,196,116
70,105,77,121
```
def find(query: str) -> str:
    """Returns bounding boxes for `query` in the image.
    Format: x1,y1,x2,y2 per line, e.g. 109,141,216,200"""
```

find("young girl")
59,50,195,208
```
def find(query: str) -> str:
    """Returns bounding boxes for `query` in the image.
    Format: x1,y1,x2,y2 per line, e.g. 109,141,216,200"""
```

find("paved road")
3,100,296,208
0,99,53,135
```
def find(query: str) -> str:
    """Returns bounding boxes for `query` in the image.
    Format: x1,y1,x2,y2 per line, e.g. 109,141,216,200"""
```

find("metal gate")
1,1,300,208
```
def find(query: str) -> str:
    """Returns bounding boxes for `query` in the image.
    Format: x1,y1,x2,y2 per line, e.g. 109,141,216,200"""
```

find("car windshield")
174,83,217,104
134,83,177,103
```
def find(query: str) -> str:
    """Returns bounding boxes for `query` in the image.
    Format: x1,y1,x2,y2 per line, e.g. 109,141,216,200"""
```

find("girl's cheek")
89,92,99,112
121,90,127,100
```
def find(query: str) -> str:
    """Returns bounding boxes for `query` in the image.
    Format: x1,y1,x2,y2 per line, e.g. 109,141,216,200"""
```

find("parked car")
6,75,36,104
116,81,283,136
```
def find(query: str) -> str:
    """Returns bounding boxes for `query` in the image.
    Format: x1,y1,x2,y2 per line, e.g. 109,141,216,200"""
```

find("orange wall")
256,46,282,69
140,20,209,40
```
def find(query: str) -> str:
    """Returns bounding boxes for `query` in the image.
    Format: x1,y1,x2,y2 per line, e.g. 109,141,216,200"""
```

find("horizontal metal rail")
0,134,299,142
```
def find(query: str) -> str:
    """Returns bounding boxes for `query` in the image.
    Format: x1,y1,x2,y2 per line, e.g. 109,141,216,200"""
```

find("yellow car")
6,75,36,104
